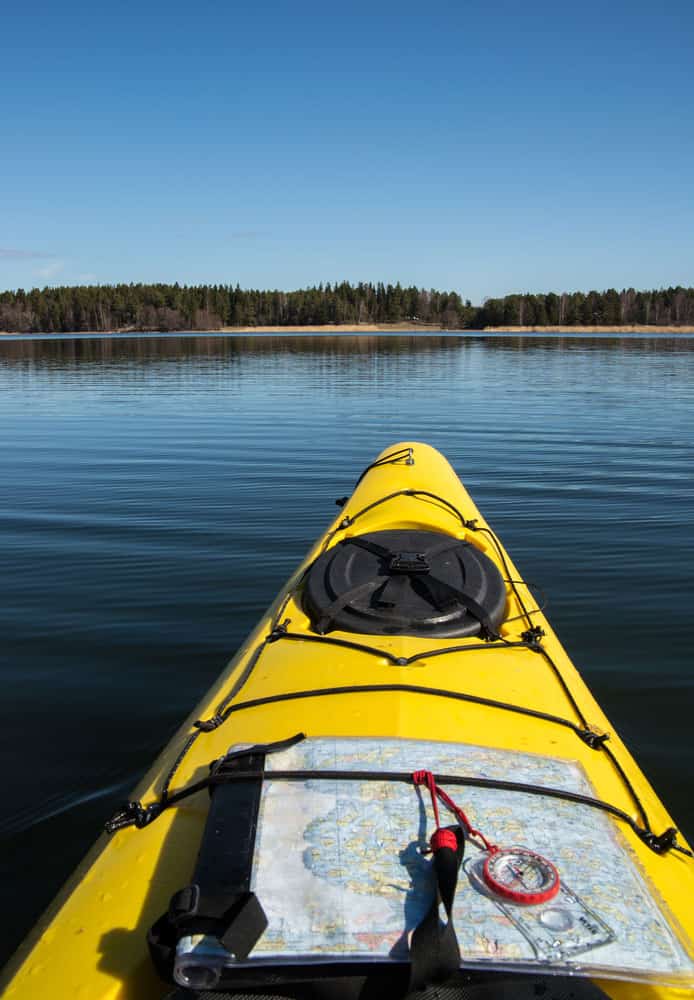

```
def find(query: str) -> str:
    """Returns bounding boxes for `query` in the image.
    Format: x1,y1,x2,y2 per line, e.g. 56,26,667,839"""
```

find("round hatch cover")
303,529,506,638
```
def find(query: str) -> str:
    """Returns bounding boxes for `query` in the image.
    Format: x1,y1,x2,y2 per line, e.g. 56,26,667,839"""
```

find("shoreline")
216,323,448,333
0,323,449,336
2,323,694,336
482,324,694,333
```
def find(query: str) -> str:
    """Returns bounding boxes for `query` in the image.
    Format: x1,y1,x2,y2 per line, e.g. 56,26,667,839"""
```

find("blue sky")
2,0,693,302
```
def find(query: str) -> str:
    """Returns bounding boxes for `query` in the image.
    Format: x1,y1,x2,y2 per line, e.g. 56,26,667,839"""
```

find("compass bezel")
482,846,561,905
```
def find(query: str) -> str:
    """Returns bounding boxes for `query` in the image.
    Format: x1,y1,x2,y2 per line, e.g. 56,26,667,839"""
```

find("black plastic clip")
335,496,348,508
167,885,268,959
521,626,546,648
169,883,200,921
194,715,224,732
640,827,678,855
389,551,430,574
579,728,610,750
268,619,290,642
105,799,161,834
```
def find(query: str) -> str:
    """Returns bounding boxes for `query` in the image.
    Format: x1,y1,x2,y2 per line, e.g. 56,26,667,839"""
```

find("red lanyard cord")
413,769,498,854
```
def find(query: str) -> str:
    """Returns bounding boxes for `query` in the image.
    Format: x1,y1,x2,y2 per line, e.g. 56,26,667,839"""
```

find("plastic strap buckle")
168,884,268,960
388,551,430,574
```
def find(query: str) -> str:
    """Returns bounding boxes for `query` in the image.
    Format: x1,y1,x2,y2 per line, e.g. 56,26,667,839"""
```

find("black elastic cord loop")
354,447,415,487
210,681,602,744
332,487,535,632
234,634,604,749
111,766,693,859
338,489,467,535
158,612,286,801
268,627,521,665
471,524,534,628
109,486,662,858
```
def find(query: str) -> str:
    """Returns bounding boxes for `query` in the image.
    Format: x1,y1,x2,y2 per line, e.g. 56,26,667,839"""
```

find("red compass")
411,771,562,907
483,847,560,905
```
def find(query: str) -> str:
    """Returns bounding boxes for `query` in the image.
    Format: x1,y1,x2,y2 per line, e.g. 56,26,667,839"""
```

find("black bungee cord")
105,458,693,862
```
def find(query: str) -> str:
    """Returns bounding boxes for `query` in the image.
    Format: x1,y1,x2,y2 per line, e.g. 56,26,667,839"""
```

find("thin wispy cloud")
0,248,55,260
36,260,65,279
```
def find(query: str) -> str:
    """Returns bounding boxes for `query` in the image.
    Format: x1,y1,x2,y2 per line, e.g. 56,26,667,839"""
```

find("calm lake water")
1,331,693,963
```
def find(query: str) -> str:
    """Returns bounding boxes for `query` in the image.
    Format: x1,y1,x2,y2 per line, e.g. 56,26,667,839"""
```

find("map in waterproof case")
466,854,616,961
175,737,694,989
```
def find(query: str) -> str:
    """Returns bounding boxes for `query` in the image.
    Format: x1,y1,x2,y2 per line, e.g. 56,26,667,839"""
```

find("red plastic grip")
430,828,458,852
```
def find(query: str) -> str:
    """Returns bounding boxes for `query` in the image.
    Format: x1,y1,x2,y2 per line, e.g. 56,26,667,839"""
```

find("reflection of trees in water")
477,335,694,355
0,334,466,367
1,332,692,370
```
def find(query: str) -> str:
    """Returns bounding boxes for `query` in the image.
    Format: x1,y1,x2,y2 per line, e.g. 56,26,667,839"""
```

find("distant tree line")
0,282,474,333
1,282,693,333
477,287,694,328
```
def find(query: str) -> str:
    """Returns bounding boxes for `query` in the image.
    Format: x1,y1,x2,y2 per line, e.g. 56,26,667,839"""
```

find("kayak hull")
2,443,692,999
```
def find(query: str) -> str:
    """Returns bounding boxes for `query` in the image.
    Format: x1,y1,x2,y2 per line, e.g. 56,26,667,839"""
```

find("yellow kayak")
2,442,693,1000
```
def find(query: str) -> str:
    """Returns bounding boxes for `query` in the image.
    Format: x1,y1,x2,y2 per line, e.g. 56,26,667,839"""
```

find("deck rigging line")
107,483,689,861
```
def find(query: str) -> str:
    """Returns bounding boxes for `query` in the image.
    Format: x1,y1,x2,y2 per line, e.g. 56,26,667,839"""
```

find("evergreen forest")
1,282,693,333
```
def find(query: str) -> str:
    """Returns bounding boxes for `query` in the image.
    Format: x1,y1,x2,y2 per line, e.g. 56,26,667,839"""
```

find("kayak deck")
1,442,693,1000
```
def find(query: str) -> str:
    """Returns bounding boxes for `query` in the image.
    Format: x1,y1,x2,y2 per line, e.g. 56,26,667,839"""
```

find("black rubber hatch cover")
303,529,506,638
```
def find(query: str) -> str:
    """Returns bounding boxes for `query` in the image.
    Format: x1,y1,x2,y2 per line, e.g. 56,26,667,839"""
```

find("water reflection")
2,331,694,367
0,330,693,968
0,333,465,366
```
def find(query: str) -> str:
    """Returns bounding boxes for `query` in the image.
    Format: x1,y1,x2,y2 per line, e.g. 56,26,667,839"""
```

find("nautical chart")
176,737,694,987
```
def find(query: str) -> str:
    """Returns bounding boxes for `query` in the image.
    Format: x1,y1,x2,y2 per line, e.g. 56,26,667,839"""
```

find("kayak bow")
2,442,693,1000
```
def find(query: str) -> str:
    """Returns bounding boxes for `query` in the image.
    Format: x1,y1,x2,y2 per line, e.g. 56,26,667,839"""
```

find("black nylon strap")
417,537,469,561
315,577,386,634
347,536,394,560
215,731,306,767
415,574,499,639
155,765,692,859
329,536,497,637
378,572,409,607
193,750,264,901
347,533,463,564
147,751,269,982
409,826,464,990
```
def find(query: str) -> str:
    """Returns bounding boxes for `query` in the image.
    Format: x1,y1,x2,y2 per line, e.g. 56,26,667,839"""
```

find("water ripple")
1,331,693,965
